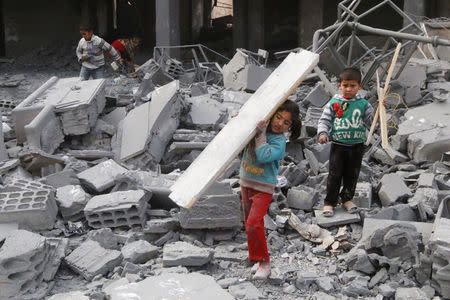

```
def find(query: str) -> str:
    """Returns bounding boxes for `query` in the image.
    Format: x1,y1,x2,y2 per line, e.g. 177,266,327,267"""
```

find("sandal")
342,201,358,214
322,205,334,217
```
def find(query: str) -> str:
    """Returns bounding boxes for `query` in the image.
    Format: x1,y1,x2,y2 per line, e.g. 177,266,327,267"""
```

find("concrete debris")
0,188,58,230
222,49,272,92
56,185,90,221
105,272,233,300
77,159,128,193
84,190,149,229
162,241,213,267
0,230,51,297
3,16,450,298
64,240,122,281
121,240,159,264
378,173,412,207
115,80,181,164
177,181,241,229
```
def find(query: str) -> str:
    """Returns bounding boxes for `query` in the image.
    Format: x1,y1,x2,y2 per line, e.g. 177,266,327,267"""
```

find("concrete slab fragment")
378,173,412,207
162,241,213,267
119,81,180,161
361,218,432,244
106,272,234,300
77,159,128,193
315,206,361,228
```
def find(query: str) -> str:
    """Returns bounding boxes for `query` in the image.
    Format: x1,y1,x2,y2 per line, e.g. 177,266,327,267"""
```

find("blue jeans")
79,65,104,80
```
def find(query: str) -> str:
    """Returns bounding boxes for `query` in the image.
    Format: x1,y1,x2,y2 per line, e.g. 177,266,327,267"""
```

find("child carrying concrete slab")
76,24,121,80
317,67,373,217
239,100,301,279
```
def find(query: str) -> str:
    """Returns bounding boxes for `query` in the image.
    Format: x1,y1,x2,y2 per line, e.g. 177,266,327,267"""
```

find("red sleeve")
111,40,126,55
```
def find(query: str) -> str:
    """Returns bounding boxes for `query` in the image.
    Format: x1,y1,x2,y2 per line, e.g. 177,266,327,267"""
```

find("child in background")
317,67,373,217
111,37,141,73
76,24,121,80
239,100,301,279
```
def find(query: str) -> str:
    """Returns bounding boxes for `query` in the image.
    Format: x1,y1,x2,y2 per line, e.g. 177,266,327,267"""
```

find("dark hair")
275,99,301,140
79,23,94,32
339,67,362,83
246,100,302,161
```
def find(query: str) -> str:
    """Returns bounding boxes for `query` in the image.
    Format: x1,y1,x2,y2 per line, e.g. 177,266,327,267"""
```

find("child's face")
270,111,292,134
80,30,93,41
339,79,361,99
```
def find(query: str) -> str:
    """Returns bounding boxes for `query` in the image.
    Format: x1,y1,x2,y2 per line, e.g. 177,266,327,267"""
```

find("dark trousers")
324,142,365,207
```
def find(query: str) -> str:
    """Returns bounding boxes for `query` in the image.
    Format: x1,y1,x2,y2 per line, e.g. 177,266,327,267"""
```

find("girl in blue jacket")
240,100,301,279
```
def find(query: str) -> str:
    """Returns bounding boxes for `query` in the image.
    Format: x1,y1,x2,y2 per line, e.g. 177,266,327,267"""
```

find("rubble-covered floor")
1,28,450,300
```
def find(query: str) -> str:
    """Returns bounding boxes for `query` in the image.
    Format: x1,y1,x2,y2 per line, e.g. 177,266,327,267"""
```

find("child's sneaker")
253,262,270,280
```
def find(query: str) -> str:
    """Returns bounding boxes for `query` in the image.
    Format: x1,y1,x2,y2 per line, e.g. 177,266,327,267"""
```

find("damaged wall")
3,0,81,57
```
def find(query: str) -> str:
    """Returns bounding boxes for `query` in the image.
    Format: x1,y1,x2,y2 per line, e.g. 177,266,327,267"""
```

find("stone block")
409,187,439,212
86,228,119,250
0,189,58,230
418,173,436,188
314,206,360,228
0,230,50,297
178,182,241,229
287,186,318,211
77,159,128,193
144,217,180,233
353,182,372,209
304,106,323,136
370,204,417,221
64,240,122,281
56,185,90,221
395,287,428,300
162,241,213,267
121,240,159,264
378,173,412,207
362,218,433,244
303,82,329,107
84,190,149,229
105,272,234,299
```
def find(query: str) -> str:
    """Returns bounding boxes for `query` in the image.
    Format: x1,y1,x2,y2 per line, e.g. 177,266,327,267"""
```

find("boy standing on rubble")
240,100,301,279
317,67,373,217
76,24,122,80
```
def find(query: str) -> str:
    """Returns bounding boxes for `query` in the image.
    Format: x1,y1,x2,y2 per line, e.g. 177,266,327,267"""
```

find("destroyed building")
1,0,450,299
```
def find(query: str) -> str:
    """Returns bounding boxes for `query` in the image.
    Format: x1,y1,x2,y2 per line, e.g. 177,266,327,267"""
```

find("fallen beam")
169,50,319,208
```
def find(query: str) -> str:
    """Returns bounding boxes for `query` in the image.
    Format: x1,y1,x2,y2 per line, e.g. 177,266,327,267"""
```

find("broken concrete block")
222,50,272,92
418,172,437,188
282,161,308,186
345,248,376,275
105,272,234,299
121,240,159,264
0,230,50,298
362,218,433,244
101,107,127,130
370,203,417,221
222,90,251,112
65,240,122,281
287,185,318,211
86,228,119,250
77,159,128,193
43,237,69,281
56,185,90,221
378,173,412,207
393,101,450,162
177,182,241,229
48,291,90,300
364,223,420,263
314,206,360,228
395,287,428,300
228,282,264,299
1,177,54,192
185,95,225,129
353,182,372,209
134,72,155,102
162,241,213,267
116,80,181,163
144,217,180,233
43,169,80,188
303,82,330,107
304,148,320,175
0,189,58,230
304,106,323,136
84,190,149,229
409,187,439,212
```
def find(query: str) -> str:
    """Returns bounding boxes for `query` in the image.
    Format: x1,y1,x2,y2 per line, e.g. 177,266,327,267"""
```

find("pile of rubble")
1,10,450,300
